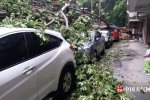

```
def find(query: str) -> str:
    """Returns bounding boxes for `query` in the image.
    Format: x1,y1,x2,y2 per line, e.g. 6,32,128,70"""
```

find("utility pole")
99,0,101,16
99,0,101,27
91,0,93,13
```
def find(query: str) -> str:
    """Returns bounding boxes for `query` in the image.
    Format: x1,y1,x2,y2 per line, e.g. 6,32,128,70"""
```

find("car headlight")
78,46,90,53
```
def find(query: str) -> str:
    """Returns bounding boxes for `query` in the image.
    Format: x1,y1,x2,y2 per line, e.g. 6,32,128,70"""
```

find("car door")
0,33,37,100
25,32,63,100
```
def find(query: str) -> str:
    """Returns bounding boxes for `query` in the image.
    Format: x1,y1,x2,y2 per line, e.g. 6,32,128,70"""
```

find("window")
94,31,101,42
0,33,28,71
25,32,62,58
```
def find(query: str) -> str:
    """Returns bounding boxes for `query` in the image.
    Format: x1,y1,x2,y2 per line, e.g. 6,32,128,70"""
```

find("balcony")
135,0,150,12
127,0,150,12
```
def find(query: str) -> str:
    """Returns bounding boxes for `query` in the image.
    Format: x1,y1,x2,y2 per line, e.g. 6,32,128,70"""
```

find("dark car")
78,30,105,61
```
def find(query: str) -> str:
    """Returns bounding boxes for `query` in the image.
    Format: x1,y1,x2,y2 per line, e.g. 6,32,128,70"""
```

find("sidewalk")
111,40,150,100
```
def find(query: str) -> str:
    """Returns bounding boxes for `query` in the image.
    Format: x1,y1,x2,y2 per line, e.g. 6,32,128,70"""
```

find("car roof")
0,27,35,35
0,27,62,37
99,30,108,32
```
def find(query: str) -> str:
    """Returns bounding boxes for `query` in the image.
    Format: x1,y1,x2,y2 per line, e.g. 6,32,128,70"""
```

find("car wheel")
89,51,97,63
101,46,105,56
57,66,75,99
96,51,101,61
108,42,112,48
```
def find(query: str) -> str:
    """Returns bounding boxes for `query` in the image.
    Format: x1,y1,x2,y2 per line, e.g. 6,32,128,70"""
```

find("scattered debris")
118,74,121,76
133,81,136,83
139,89,145,94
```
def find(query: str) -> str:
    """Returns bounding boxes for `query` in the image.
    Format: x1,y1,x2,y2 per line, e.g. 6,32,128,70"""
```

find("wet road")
111,40,150,100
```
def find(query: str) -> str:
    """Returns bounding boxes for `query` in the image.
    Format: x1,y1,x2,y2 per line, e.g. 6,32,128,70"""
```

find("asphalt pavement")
111,40,150,100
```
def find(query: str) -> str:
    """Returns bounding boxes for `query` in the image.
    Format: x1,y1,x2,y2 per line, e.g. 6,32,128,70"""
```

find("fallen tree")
0,0,132,100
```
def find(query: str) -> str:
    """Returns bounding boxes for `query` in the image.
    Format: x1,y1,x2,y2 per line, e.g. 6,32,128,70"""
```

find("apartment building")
127,0,150,44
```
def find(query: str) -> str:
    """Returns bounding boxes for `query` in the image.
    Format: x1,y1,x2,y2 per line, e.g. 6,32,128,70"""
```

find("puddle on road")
121,57,133,61
112,58,122,68
111,49,139,68
111,42,144,73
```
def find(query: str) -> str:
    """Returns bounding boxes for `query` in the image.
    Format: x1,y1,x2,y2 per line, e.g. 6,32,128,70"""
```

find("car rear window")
25,32,63,59
0,33,28,71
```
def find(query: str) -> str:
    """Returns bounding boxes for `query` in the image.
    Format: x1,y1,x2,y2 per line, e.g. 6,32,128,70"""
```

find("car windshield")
99,31,108,36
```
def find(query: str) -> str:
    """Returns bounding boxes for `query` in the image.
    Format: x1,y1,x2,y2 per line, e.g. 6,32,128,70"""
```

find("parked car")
0,27,76,100
111,29,120,41
109,23,118,31
98,30,113,48
78,30,105,61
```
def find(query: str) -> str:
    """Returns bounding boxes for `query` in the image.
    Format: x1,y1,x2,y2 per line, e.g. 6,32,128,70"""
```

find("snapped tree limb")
45,0,73,27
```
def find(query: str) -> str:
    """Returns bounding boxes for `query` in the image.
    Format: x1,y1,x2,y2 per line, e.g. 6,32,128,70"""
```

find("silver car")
0,27,76,100
99,30,113,48
78,30,105,60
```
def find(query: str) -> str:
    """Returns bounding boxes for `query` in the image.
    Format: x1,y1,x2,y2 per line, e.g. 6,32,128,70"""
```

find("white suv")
0,27,76,100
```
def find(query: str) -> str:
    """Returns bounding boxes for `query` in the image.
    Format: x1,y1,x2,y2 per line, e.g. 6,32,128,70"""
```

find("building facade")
127,0,150,44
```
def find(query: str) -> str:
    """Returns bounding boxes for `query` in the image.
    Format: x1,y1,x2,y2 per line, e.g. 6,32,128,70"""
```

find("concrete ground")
111,40,150,100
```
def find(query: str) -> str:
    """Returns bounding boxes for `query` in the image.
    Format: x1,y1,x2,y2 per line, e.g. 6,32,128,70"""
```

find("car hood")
78,42,92,52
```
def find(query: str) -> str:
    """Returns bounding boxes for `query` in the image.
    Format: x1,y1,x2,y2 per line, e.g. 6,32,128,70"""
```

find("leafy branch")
0,0,132,100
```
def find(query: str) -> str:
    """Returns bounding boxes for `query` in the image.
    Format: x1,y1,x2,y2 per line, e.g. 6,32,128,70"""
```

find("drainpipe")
145,16,148,44
142,16,148,44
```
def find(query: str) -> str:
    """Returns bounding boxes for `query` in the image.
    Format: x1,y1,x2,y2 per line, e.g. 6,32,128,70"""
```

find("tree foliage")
77,0,127,26
101,0,127,26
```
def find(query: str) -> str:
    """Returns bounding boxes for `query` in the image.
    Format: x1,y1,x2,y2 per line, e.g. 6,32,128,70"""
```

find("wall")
142,17,150,44
146,17,150,43
142,18,147,44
